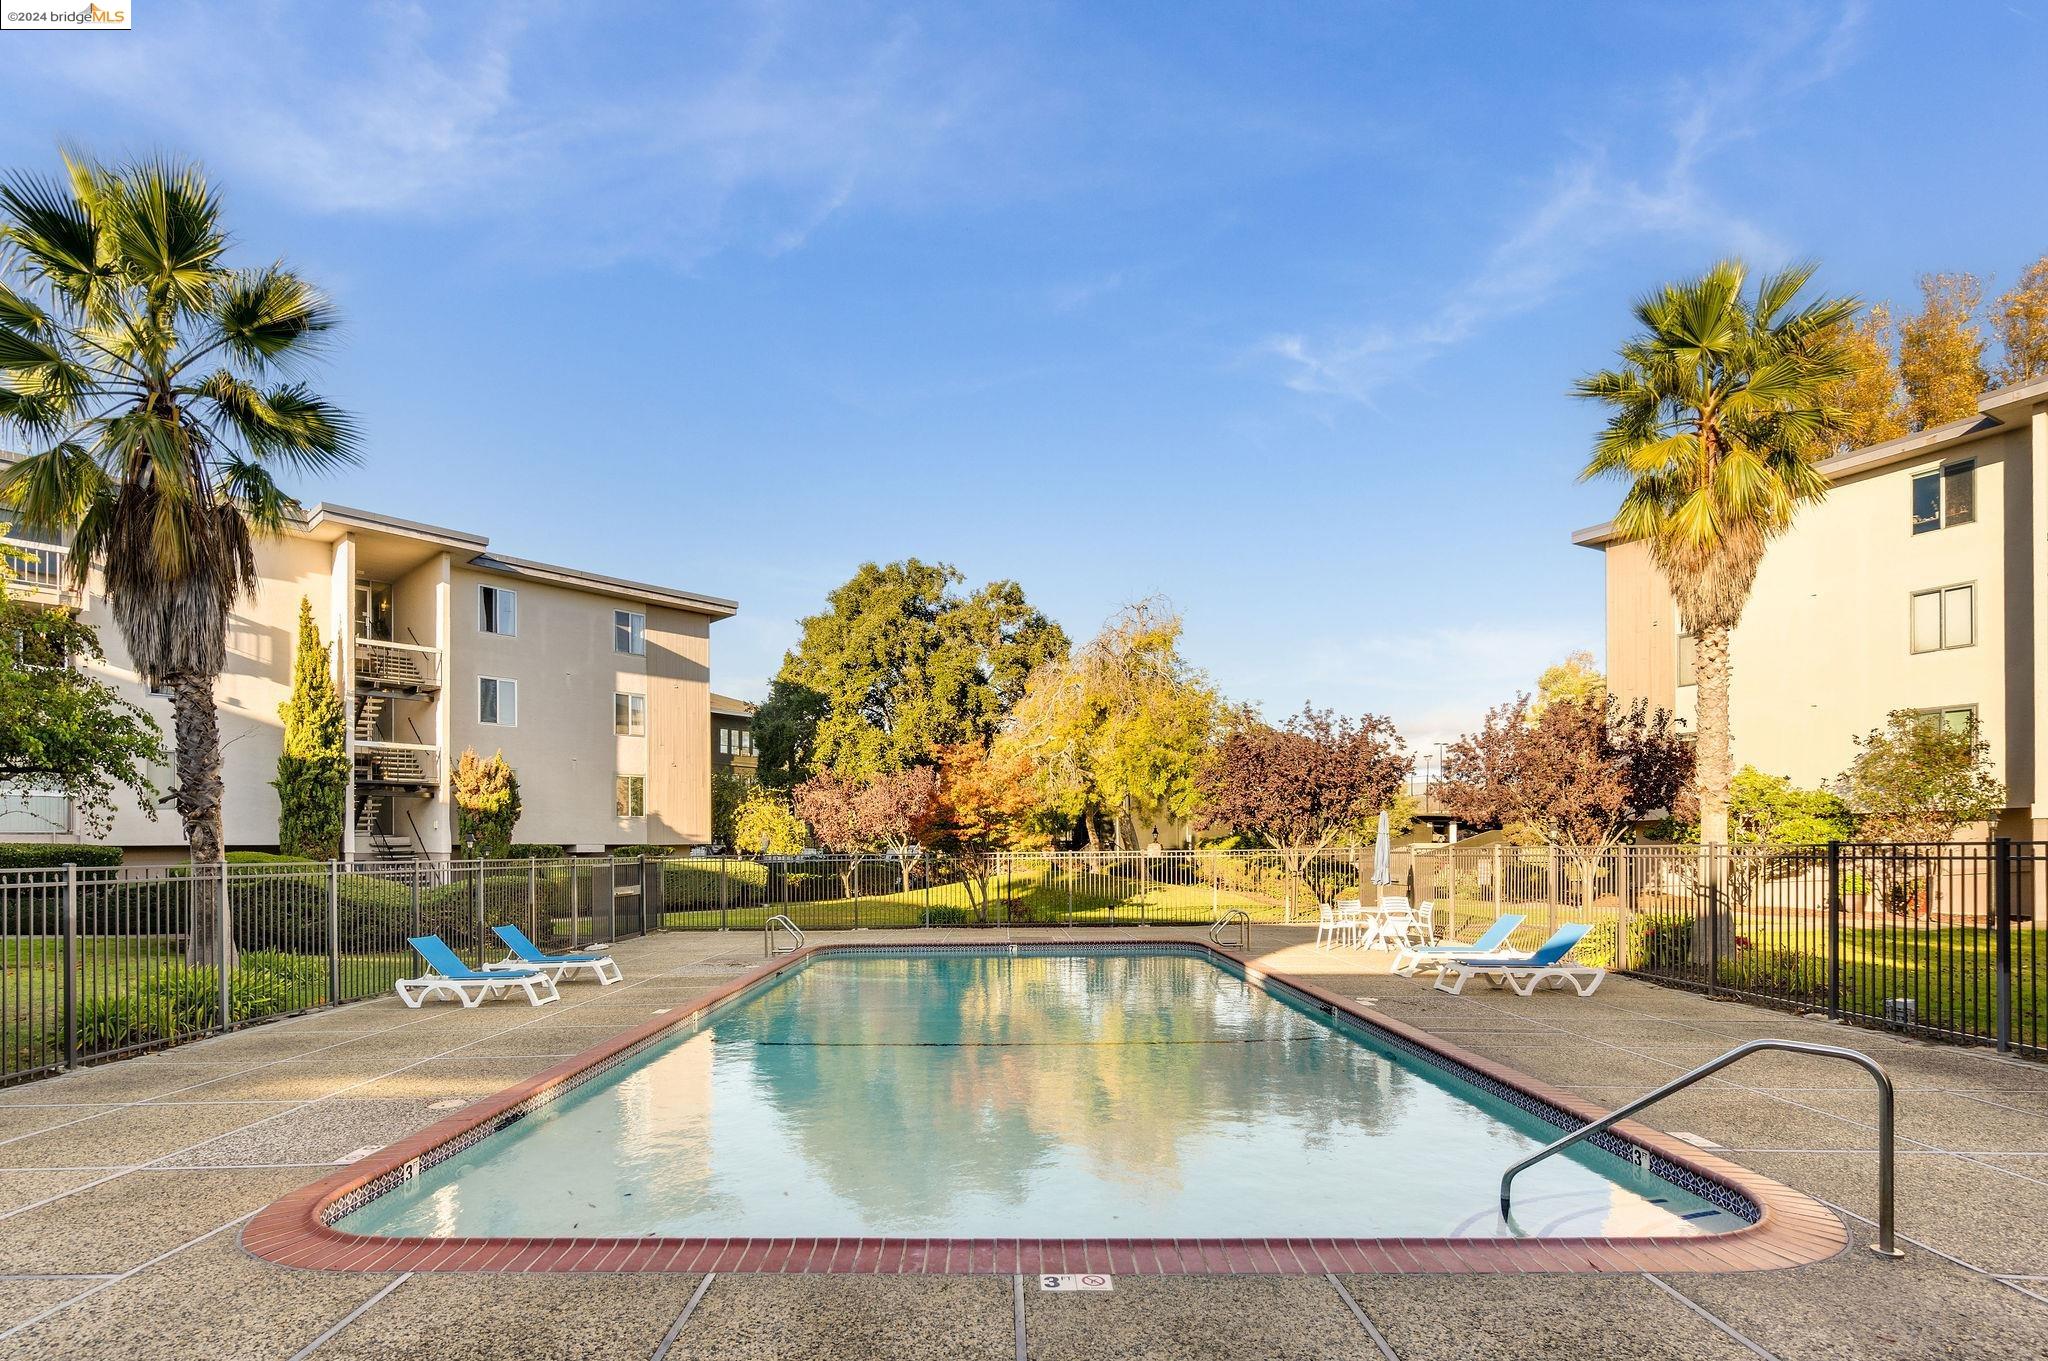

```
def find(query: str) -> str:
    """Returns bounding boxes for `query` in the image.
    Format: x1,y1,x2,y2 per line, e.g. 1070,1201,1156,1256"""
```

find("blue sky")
6,1,2047,753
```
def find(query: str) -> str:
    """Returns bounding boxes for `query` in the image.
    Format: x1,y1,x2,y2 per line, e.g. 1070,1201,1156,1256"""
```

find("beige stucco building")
1,501,736,859
1576,375,2048,838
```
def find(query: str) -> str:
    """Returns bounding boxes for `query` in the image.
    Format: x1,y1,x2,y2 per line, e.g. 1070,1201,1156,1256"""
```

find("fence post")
1994,837,2013,1053
569,863,580,948
719,857,728,931
61,862,78,1071
409,861,421,939
327,860,342,1008
640,856,654,936
528,858,538,941
473,861,486,965
215,862,232,1032
1826,841,1842,1020
1704,846,1721,998
1066,859,1073,927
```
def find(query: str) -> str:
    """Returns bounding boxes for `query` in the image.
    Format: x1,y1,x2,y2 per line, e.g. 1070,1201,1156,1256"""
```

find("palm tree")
0,154,357,964
1577,260,1856,848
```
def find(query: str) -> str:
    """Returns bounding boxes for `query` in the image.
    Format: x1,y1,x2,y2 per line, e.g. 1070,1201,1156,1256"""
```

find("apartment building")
1,499,736,859
710,693,758,777
1575,374,2048,839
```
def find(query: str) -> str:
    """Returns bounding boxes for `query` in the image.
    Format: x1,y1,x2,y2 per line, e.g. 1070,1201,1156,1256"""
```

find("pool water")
338,948,1747,1240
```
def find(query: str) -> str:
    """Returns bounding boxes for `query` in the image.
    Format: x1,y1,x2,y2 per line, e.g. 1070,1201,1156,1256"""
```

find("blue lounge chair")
1388,914,1527,977
1433,922,1605,997
396,934,559,1009
488,924,622,986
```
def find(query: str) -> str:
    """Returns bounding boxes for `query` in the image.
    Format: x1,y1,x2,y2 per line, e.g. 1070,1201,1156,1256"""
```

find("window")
479,676,518,726
717,727,730,755
1676,630,1697,687
614,692,646,736
614,610,645,655
1910,584,1975,653
1911,460,1976,534
1913,704,1977,737
615,775,645,817
478,585,518,636
738,729,752,755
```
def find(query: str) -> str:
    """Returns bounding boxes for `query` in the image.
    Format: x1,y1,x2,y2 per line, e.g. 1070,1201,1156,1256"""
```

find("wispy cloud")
1265,2,1866,404
12,1,1020,266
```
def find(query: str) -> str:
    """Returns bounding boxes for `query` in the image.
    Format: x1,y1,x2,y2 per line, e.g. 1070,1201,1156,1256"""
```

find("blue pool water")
339,949,1747,1240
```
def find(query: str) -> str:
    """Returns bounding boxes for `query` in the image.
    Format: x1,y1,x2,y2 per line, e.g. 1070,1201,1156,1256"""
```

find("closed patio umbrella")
1371,811,1393,887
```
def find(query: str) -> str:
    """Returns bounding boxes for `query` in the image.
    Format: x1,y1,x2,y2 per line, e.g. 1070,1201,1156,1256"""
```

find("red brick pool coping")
242,940,1849,1275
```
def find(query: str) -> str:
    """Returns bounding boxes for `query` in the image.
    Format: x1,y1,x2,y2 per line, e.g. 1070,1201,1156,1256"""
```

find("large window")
614,692,646,736
1910,584,1975,653
1911,460,1975,534
478,585,518,636
1913,704,1977,737
479,676,518,726
615,775,645,817
614,609,646,656
717,727,730,755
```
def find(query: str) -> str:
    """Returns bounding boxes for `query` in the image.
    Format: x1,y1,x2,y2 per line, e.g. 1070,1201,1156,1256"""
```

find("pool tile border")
241,940,1849,1275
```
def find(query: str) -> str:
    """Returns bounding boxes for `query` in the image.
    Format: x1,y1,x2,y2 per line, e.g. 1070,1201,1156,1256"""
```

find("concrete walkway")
0,926,2042,1359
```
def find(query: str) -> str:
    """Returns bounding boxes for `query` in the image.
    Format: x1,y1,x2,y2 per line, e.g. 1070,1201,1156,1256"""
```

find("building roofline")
467,551,739,618
710,692,756,716
1571,376,2048,549
302,503,491,550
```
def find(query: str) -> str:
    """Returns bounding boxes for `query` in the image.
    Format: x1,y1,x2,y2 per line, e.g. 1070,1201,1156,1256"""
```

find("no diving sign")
1040,1274,1112,1291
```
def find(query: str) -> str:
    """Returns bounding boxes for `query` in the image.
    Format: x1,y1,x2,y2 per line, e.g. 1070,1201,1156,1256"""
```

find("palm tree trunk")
1693,624,1733,847
1692,624,1736,959
171,673,237,970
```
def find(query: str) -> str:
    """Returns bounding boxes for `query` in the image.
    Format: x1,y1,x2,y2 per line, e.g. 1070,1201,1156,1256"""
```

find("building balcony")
354,638,441,694
2,538,77,603
354,740,440,791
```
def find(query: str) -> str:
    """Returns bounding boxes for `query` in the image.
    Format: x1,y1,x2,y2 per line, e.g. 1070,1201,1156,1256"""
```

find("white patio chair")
1315,903,1359,951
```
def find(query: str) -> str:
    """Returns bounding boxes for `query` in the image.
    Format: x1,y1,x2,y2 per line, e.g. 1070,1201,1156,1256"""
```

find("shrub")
921,906,971,926
1718,944,1823,999
508,843,567,860
1630,912,1695,971
0,843,122,869
74,995,156,1051
1573,919,1621,969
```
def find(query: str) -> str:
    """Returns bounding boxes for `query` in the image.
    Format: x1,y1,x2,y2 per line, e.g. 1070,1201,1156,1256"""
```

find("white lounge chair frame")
487,949,623,986
1434,959,1607,997
395,969,559,1009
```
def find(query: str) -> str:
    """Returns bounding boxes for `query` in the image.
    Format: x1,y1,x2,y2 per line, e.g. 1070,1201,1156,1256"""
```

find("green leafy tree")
998,598,1220,849
752,560,1067,786
0,571,165,836
1667,765,1855,909
1578,260,1857,849
733,785,806,856
1837,711,2004,844
272,597,345,858
1531,650,1606,718
710,768,751,849
0,154,358,964
451,748,522,859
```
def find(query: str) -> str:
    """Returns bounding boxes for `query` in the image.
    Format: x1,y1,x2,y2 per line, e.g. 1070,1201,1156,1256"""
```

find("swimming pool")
248,942,1846,1274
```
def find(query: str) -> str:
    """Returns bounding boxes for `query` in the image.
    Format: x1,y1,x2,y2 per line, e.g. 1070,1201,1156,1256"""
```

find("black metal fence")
0,856,659,1085
1411,840,2046,1058
6,842,2044,1084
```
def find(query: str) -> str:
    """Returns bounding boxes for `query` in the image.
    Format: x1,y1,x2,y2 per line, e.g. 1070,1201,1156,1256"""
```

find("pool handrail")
763,913,805,957
1498,1037,1900,1258
1208,909,1252,951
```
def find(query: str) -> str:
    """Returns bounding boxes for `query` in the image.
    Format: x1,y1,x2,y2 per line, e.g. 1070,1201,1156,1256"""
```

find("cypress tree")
274,596,347,858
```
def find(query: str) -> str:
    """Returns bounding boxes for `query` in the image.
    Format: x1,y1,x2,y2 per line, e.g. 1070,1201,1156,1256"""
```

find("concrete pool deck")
0,926,2043,1359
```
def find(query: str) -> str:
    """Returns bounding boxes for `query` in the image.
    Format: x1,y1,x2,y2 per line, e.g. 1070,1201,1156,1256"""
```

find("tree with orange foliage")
930,742,1047,921
1897,272,1987,428
1827,302,1907,451
1993,255,2048,386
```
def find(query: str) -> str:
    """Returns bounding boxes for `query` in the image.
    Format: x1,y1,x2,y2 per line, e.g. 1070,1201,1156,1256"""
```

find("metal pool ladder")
763,914,805,957
1209,909,1252,951
1498,1038,1902,1258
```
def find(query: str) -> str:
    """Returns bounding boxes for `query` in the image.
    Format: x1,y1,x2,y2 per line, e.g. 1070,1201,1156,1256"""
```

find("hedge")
0,843,123,869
